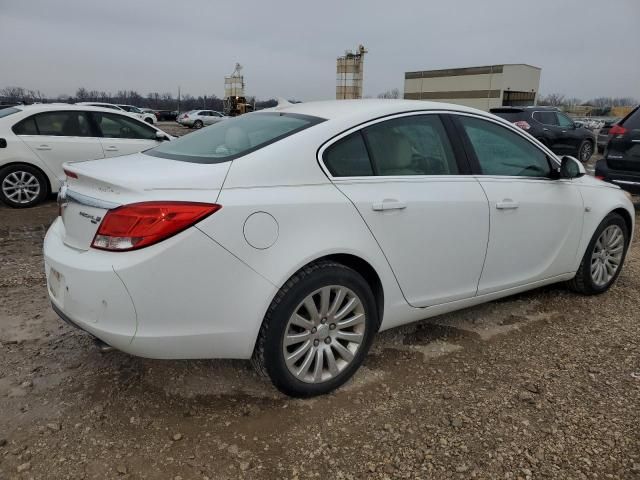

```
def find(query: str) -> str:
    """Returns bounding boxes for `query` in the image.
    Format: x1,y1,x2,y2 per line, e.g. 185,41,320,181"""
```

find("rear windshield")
147,112,324,163
0,107,20,118
490,111,524,121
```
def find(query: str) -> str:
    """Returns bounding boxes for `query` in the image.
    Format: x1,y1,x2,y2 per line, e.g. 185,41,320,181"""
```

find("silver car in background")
177,110,227,129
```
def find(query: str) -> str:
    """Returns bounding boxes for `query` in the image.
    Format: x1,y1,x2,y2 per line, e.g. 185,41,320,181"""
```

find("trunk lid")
60,152,231,250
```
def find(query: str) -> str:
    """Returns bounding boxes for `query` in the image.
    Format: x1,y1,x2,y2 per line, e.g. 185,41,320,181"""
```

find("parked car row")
0,104,172,207
177,110,228,129
41,100,634,397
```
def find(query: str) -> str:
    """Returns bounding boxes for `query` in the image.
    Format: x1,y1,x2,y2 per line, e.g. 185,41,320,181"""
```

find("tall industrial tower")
336,45,367,100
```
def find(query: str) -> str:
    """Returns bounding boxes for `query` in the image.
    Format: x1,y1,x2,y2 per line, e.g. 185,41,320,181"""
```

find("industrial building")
336,45,367,100
404,64,541,111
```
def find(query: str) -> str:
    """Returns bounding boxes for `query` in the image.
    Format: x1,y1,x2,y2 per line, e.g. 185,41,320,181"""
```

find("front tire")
0,164,48,208
578,139,594,163
252,261,378,397
193,120,203,129
568,213,629,294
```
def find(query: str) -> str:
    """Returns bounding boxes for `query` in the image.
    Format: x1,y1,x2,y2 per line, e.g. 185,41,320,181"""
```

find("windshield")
0,107,20,118
145,112,324,163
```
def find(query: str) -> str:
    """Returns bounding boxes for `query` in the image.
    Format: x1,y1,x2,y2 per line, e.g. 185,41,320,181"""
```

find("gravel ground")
0,138,639,479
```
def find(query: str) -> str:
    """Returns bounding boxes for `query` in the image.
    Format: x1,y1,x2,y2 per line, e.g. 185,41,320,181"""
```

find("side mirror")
559,156,586,179
155,131,170,141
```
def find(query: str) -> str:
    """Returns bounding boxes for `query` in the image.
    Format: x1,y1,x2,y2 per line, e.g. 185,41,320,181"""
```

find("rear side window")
363,115,457,175
93,112,157,139
621,106,640,130
324,132,373,177
533,111,558,125
12,116,38,135
146,112,324,163
16,111,93,137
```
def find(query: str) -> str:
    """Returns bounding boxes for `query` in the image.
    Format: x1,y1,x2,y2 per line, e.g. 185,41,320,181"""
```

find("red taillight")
91,202,221,251
513,120,531,130
595,175,605,180
609,124,627,137
64,168,78,179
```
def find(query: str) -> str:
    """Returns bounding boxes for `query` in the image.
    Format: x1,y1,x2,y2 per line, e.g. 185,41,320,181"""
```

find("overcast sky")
1,0,638,101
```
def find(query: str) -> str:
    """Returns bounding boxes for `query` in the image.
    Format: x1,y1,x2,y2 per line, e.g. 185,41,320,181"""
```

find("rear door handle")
104,146,119,152
372,199,407,211
36,145,52,150
496,200,520,210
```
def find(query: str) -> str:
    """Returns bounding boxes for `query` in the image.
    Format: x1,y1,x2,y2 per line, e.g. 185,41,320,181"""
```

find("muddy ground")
0,127,638,479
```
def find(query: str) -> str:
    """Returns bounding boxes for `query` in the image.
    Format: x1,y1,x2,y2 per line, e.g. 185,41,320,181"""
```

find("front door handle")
104,146,119,152
372,199,407,211
36,145,52,150
496,200,520,210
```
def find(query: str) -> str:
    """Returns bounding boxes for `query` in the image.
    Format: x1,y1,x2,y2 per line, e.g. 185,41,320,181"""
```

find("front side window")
146,112,323,164
459,116,550,177
324,132,373,177
532,111,558,125
556,113,574,128
20,111,93,137
363,115,458,175
92,112,157,139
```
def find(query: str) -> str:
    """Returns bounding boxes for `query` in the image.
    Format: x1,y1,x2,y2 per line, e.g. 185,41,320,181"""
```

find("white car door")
322,113,490,308
453,114,584,295
15,111,104,182
92,112,161,157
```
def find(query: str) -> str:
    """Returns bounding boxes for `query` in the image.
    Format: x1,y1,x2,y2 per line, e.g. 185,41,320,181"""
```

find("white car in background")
0,104,172,207
177,110,227,129
44,100,634,397
77,102,157,124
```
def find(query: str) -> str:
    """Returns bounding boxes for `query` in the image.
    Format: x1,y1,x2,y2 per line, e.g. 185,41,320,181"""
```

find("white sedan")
0,104,172,207
43,100,634,397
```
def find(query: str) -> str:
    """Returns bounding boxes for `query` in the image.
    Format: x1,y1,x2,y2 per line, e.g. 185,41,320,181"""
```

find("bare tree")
537,93,565,106
377,88,401,99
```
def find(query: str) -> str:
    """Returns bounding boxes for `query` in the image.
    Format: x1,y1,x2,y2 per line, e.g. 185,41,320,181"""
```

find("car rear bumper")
44,217,277,359
595,159,640,194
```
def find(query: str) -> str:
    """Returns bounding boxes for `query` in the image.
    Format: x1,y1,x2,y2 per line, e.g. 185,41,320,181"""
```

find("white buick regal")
43,100,634,397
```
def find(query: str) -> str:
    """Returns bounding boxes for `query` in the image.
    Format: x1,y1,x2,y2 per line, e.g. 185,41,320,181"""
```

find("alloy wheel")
590,225,624,286
282,286,366,383
2,171,41,204
580,142,592,162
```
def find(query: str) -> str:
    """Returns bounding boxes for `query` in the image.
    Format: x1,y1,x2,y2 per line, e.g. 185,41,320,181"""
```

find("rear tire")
0,164,48,208
145,117,154,124
568,212,629,295
252,261,377,397
578,139,594,163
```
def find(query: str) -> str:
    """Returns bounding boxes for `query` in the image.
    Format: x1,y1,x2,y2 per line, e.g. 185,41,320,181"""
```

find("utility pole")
177,86,181,114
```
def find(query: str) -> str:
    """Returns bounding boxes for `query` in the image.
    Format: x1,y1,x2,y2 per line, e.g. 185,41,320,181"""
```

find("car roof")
7,103,145,115
267,99,489,123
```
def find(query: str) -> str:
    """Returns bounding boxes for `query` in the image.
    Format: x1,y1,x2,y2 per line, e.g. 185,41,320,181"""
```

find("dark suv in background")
595,105,640,194
490,106,596,162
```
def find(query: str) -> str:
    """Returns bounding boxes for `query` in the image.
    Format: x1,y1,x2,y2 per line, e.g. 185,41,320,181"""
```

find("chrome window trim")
317,110,561,181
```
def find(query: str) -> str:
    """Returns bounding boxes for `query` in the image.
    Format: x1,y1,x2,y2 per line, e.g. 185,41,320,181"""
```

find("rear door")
607,106,640,172
321,113,490,307
91,111,161,157
13,111,104,182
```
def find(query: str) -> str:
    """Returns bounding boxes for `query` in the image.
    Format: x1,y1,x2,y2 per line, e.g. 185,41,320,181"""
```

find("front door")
322,113,490,307
90,111,161,157
454,114,584,294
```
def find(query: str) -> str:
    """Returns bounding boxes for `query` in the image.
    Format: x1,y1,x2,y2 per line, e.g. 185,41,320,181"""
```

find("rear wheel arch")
0,161,52,195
